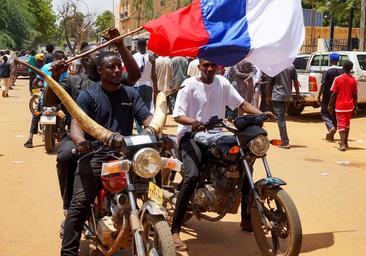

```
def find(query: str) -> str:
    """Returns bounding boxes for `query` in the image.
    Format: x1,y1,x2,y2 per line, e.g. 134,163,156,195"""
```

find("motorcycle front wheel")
142,213,175,256
251,188,302,256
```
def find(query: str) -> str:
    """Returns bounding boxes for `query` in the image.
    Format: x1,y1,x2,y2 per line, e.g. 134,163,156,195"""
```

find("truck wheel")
287,102,305,116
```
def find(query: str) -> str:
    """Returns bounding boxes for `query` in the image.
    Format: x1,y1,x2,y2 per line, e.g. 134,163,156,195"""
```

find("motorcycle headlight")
249,135,270,157
133,148,162,178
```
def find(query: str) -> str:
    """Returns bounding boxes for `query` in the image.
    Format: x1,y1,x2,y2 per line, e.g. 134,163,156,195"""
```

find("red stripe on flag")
143,0,209,57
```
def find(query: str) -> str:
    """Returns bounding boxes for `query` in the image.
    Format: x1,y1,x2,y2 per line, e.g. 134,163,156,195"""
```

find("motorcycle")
162,114,302,256
38,103,66,153
76,134,181,256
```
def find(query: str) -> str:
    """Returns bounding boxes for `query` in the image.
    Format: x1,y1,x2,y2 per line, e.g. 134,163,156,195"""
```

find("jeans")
272,101,290,145
320,103,336,131
56,135,78,210
171,133,250,234
134,85,153,133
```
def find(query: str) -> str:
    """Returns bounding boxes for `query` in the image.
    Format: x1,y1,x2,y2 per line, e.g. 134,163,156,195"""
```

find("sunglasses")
200,63,217,69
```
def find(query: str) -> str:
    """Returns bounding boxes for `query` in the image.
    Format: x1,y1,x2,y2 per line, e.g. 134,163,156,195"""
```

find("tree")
0,0,33,49
96,10,114,33
27,0,58,49
58,0,94,55
303,0,360,27
132,0,154,27
0,0,57,50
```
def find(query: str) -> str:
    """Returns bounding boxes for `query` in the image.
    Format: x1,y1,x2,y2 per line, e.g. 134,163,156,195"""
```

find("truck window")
310,55,321,66
357,55,366,70
321,55,329,66
338,55,349,66
293,56,309,70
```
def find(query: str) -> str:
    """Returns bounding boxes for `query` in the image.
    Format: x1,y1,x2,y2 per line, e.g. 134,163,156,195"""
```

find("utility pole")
347,4,354,51
360,0,366,51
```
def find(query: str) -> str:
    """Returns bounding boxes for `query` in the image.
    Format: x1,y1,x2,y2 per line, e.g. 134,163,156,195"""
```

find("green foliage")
96,11,114,32
303,0,360,27
0,0,57,50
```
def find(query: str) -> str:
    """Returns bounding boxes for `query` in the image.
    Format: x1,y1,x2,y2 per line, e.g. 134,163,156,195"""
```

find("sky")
52,0,116,16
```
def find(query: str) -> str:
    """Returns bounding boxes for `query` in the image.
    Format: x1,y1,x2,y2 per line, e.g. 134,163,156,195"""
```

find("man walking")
328,60,358,151
0,56,12,97
317,53,343,141
267,65,300,149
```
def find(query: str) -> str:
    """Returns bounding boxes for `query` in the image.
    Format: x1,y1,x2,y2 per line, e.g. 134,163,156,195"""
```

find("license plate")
148,182,163,205
40,115,56,125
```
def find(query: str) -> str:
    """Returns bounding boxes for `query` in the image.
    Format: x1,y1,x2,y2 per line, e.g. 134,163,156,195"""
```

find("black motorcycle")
163,114,302,256
75,134,180,256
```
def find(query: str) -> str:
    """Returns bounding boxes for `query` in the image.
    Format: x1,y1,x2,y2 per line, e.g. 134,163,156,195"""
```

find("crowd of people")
2,28,359,255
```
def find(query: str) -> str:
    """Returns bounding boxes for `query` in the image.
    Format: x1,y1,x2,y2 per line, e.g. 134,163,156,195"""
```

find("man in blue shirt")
61,51,149,256
24,51,68,148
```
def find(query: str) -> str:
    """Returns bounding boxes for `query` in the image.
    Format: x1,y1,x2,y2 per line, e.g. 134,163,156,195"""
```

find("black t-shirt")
76,83,152,176
45,53,54,64
0,62,11,78
321,67,343,105
60,74,97,127
76,82,152,140
61,73,96,101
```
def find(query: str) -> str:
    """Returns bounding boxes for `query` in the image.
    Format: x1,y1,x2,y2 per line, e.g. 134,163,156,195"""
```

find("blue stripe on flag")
198,0,251,66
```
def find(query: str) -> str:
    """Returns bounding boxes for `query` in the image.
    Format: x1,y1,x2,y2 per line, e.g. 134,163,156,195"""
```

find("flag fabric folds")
143,0,305,77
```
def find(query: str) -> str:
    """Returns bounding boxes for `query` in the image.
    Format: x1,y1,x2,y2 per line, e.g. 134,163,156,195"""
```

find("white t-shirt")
173,75,244,143
187,58,200,77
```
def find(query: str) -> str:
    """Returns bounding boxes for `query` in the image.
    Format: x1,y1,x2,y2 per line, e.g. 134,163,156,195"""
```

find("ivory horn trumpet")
16,59,114,145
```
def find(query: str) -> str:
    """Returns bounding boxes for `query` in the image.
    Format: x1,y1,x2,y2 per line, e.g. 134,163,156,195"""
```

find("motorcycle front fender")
139,201,167,222
254,177,287,195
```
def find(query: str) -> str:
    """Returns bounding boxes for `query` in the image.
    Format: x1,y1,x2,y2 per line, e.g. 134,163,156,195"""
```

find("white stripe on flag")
245,0,305,77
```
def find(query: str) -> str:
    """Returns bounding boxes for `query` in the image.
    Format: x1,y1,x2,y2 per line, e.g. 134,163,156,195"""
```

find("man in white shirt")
171,59,272,251
133,39,157,132
187,58,200,77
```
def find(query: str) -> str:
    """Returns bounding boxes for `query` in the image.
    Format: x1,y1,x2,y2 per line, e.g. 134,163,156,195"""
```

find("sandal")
24,140,33,148
173,240,188,252
338,146,346,151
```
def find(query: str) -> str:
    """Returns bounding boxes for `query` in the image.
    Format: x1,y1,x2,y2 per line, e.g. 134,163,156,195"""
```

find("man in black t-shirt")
317,53,343,141
0,56,12,97
61,51,151,256
45,43,55,64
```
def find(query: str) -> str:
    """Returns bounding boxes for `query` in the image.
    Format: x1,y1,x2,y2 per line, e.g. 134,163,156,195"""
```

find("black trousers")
171,134,250,234
29,72,36,92
56,135,78,210
30,115,40,134
61,149,114,256
61,173,100,256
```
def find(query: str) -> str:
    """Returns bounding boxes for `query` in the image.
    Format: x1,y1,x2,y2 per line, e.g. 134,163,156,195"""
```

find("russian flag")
144,0,304,77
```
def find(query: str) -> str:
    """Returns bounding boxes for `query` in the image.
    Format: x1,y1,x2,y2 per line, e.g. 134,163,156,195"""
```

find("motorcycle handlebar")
71,141,102,156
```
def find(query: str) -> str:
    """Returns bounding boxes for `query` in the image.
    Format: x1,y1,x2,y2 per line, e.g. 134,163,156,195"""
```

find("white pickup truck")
289,51,366,115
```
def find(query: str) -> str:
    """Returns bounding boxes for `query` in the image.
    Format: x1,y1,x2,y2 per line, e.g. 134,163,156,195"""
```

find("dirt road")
0,78,365,256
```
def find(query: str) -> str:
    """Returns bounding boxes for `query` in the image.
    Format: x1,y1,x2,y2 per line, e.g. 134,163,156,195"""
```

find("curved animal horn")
15,60,114,145
145,91,168,135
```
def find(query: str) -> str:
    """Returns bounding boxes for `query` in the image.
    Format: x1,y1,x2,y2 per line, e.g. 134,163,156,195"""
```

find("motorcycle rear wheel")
44,124,55,153
251,188,302,256
142,213,175,256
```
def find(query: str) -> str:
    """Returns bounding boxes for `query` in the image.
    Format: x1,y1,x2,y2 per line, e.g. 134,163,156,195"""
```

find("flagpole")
66,27,144,64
